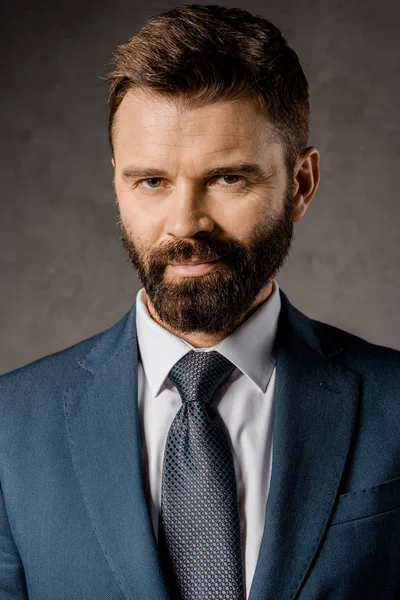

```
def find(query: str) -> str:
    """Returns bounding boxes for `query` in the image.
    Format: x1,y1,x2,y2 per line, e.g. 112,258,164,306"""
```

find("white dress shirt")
135,280,281,599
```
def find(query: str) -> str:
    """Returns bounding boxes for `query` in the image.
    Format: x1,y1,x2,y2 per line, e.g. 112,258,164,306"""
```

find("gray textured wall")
1,0,399,376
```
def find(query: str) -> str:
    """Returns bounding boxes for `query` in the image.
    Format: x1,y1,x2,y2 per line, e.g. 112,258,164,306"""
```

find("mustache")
116,211,236,264
147,237,244,266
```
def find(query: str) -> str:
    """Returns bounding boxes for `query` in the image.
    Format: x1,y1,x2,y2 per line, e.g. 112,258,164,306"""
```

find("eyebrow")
121,162,266,182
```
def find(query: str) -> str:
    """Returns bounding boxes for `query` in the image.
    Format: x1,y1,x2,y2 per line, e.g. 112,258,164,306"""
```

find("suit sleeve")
0,481,29,599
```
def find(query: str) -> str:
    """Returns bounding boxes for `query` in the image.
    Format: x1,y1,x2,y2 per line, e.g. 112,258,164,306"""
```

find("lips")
171,258,220,265
169,259,221,277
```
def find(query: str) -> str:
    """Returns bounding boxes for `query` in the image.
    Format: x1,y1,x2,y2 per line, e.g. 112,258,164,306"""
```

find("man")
1,4,399,599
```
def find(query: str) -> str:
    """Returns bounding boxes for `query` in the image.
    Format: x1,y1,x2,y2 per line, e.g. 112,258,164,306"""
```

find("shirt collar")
135,280,281,397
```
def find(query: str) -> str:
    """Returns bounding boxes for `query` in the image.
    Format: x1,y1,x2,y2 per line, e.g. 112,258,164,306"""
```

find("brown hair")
106,4,309,175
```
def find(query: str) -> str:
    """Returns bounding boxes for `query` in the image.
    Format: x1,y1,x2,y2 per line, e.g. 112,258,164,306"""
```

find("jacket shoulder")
0,308,129,396
0,331,99,399
311,317,400,376
279,289,399,371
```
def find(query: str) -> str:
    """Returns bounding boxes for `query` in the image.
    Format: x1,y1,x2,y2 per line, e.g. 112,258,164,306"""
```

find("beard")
117,182,294,337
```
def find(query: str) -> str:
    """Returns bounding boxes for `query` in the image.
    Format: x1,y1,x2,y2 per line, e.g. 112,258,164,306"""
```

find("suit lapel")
63,305,171,600
249,291,360,600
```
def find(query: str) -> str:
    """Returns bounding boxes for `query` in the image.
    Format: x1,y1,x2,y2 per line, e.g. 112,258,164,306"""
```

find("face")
112,90,297,337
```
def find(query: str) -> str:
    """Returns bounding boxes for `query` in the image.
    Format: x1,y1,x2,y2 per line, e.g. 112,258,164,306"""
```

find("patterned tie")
158,350,246,600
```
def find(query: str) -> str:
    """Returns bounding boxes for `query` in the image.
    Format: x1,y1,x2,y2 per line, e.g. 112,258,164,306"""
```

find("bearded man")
1,4,399,600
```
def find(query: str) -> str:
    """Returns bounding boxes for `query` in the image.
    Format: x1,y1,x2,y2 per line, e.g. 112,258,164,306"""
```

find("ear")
292,147,320,222
111,157,115,167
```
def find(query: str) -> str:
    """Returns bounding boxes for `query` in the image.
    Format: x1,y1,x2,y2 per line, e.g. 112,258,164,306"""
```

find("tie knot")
168,350,236,404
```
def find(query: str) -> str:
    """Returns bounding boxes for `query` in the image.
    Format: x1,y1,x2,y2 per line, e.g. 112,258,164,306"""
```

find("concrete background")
1,0,399,375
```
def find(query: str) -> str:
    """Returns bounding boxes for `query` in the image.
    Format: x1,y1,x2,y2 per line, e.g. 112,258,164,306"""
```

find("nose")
165,184,216,239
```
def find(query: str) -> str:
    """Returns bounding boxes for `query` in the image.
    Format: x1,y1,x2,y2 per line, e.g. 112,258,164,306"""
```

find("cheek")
119,206,164,253
218,196,263,236
115,181,132,210
115,184,141,226
223,213,254,238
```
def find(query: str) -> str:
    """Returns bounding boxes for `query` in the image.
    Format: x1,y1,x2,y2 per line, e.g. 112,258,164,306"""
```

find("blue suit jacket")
1,289,399,600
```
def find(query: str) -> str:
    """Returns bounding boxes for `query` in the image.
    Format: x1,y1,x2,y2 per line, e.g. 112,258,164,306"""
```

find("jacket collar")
248,290,359,600
78,289,344,376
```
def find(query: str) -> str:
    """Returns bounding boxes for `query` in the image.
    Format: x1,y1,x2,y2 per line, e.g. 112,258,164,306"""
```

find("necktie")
158,350,246,600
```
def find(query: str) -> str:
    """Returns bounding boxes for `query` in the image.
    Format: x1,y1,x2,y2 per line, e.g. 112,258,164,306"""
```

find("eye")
214,175,246,187
139,177,163,189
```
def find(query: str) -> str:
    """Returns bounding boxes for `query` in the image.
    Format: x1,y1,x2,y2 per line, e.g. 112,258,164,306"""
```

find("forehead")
112,89,282,165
